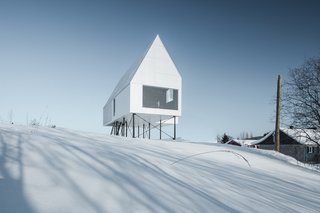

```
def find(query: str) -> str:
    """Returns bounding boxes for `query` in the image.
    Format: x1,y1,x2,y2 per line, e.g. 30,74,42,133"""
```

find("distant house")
226,140,242,146
251,128,319,163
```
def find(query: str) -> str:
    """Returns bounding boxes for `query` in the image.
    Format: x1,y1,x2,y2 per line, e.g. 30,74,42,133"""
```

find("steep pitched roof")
104,35,175,107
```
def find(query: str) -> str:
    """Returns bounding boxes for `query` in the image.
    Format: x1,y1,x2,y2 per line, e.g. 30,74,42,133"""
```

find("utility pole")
275,75,281,152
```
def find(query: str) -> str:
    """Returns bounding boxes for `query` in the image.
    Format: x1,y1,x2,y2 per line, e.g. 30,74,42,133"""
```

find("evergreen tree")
221,133,231,144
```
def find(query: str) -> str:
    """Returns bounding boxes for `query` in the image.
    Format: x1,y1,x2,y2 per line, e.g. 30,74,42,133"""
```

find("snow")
1,123,320,213
226,139,257,146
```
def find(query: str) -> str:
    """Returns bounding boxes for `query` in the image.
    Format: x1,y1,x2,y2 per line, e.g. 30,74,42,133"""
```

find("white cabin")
103,35,182,139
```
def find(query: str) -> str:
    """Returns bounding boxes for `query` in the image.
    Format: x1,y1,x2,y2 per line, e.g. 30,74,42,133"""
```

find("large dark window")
143,85,178,110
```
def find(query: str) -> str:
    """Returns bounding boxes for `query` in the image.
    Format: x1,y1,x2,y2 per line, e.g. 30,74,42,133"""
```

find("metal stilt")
160,119,162,140
143,124,145,138
133,113,135,138
173,116,176,140
125,121,128,137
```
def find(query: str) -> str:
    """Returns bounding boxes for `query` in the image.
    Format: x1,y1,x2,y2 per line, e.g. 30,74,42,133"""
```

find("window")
308,146,314,154
113,99,116,116
166,88,174,103
143,85,178,110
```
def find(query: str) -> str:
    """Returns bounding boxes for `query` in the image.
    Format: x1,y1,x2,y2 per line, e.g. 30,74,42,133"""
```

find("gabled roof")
248,131,273,145
227,139,258,146
251,128,319,146
104,35,175,107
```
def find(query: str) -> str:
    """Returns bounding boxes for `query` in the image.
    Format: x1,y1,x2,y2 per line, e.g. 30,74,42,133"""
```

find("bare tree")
239,131,251,139
282,56,320,144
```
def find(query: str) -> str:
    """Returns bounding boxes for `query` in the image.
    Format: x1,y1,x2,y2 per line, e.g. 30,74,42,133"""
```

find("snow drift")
0,123,320,213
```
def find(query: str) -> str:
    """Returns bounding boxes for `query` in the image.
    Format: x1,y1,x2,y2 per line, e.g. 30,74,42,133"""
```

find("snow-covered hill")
1,123,320,213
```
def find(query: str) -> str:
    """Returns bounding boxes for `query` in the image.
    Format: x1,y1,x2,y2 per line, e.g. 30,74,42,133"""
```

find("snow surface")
1,123,320,213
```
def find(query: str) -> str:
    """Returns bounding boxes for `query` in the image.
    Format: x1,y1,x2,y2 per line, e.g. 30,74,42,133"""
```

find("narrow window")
113,99,116,116
166,88,174,103
308,146,314,153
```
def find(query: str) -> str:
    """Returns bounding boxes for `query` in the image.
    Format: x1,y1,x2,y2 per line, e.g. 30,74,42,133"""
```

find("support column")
148,123,151,139
160,119,162,140
116,121,120,136
110,123,115,135
125,121,128,137
138,126,140,138
143,124,145,138
122,117,125,136
173,116,176,140
133,113,135,138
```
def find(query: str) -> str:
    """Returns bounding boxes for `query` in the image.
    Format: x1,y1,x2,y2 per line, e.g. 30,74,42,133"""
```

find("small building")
103,35,182,139
252,128,319,163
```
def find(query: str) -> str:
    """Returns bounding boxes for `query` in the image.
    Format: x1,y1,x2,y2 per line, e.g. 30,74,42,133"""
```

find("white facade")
103,35,182,129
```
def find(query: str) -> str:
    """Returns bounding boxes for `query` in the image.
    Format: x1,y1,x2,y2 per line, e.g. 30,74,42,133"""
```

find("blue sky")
1,0,320,141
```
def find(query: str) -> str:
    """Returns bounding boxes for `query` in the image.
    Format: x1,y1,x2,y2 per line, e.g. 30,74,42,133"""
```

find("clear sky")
1,0,320,141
